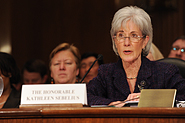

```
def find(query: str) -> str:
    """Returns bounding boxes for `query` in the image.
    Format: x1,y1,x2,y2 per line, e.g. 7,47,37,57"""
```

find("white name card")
21,84,87,105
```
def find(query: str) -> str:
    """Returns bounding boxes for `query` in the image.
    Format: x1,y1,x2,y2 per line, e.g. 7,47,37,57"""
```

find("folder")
138,89,176,107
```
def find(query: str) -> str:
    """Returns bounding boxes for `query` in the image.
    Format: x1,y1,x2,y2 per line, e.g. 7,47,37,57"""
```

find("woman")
147,43,164,61
87,6,185,107
0,52,21,108
49,43,81,84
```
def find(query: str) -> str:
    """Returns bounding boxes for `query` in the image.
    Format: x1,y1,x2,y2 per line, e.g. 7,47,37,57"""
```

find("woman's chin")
55,80,68,84
122,57,135,62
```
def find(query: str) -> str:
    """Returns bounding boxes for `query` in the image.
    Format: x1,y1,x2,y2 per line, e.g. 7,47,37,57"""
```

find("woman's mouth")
124,50,132,55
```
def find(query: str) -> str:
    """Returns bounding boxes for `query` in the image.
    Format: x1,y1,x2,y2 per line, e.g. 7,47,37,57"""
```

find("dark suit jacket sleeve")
143,60,185,101
2,88,21,108
87,64,114,106
163,63,185,101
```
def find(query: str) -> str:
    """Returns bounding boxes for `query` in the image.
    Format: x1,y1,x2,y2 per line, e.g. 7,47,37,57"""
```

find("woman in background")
0,52,21,108
49,43,81,84
146,43,164,61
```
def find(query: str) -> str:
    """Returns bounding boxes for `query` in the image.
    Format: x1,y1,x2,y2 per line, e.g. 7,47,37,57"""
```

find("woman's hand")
108,101,125,107
126,93,141,101
108,93,141,107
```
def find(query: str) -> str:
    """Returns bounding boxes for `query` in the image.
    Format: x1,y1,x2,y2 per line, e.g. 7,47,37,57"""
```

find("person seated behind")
22,59,49,85
79,52,104,83
49,43,81,84
0,52,21,108
87,6,185,107
168,35,185,61
146,43,164,61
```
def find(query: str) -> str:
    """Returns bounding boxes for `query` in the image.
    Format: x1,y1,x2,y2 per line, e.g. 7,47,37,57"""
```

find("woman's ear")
50,72,53,78
76,68,79,76
142,36,149,49
113,38,118,49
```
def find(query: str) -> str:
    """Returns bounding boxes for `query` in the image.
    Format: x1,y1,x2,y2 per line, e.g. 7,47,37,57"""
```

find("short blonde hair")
150,43,164,60
49,43,81,69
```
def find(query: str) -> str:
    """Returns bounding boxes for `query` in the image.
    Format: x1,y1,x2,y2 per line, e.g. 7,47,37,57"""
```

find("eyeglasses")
113,32,146,43
172,47,185,53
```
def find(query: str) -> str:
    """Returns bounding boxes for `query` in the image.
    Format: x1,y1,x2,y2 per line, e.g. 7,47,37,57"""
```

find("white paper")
177,101,185,108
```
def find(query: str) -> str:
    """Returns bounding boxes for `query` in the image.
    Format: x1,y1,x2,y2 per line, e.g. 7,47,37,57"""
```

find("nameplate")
21,84,87,105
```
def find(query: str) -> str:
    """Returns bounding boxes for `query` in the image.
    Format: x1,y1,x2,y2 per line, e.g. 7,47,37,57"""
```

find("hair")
174,35,185,42
22,59,48,78
150,43,164,60
110,6,153,56
49,43,81,69
0,52,21,85
81,52,104,65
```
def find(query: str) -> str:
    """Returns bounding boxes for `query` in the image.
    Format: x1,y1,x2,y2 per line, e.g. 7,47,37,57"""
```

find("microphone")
80,54,103,83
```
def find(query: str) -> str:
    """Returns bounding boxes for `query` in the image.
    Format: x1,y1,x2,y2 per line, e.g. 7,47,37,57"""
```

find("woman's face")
50,50,79,84
115,21,149,63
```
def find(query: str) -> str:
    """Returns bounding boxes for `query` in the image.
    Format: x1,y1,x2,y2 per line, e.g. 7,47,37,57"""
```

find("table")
0,107,185,123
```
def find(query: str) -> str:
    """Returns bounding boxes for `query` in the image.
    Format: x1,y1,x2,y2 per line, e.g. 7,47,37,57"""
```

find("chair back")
157,58,185,78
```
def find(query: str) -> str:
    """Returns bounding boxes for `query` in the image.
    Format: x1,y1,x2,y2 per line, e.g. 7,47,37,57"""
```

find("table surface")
0,107,185,118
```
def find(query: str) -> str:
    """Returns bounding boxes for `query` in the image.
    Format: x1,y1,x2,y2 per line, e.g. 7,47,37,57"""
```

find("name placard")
21,84,87,105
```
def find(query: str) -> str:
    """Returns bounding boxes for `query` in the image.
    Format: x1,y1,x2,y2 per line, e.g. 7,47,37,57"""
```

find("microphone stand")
80,54,103,83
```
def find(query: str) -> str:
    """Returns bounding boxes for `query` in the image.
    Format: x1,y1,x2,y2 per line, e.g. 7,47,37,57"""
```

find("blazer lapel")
112,58,131,97
3,88,20,108
135,57,152,92
112,57,153,96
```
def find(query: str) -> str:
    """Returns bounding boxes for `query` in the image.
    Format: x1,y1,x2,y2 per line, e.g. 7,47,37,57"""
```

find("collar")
112,56,152,95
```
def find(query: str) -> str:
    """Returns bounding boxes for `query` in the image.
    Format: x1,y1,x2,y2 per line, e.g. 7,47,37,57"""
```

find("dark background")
1,0,185,70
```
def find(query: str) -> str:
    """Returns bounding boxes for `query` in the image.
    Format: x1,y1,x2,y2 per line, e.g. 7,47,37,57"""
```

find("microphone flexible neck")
80,54,102,83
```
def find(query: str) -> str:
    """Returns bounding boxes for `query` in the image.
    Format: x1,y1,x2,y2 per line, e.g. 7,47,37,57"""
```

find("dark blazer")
87,56,185,106
2,88,21,108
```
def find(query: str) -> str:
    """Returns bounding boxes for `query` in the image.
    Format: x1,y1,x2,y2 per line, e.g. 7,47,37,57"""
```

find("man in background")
22,59,49,85
79,52,103,83
168,36,185,61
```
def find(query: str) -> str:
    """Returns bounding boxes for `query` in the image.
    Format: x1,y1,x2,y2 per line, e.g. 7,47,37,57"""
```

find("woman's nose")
124,37,131,46
59,63,65,70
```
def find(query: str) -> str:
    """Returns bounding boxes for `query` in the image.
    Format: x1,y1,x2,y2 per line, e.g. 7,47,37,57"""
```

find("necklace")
127,76,137,79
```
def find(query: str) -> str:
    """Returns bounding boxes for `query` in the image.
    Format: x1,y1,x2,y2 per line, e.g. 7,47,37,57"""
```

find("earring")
51,78,54,84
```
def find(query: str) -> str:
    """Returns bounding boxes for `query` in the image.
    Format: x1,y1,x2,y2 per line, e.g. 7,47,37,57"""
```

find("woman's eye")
118,33,124,37
54,63,60,66
131,34,138,38
65,62,72,65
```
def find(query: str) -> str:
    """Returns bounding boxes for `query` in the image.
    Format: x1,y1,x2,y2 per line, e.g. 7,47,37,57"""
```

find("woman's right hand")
108,93,141,107
126,93,141,101
108,101,125,107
